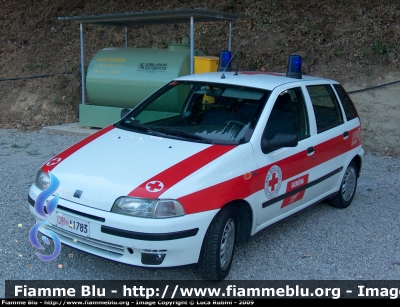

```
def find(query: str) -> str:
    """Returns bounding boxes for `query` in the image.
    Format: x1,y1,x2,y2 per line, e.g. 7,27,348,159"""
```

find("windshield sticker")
264,165,282,199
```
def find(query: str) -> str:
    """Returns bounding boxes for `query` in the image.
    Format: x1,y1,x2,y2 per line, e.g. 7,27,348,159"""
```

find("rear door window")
306,84,344,133
333,84,359,121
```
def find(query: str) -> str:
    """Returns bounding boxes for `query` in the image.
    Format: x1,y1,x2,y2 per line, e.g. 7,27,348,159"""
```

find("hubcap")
342,166,356,202
220,218,235,271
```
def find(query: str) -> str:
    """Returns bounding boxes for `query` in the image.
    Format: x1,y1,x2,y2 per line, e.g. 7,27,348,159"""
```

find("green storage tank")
81,44,205,128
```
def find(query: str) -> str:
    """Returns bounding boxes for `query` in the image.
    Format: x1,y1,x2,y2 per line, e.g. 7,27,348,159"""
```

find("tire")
197,205,236,280
328,161,358,209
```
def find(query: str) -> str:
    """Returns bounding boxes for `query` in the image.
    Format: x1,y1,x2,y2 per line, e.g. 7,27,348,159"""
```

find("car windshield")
116,81,270,145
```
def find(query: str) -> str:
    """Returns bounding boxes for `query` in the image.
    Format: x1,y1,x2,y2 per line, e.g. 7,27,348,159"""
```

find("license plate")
55,211,90,237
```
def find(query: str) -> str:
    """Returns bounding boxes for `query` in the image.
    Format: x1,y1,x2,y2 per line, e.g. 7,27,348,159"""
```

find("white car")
28,55,364,280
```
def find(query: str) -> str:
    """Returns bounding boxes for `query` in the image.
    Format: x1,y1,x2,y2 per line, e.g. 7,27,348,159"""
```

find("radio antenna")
221,40,244,79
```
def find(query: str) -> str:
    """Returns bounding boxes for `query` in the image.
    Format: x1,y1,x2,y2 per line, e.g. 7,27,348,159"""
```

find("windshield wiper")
155,127,214,144
123,119,165,138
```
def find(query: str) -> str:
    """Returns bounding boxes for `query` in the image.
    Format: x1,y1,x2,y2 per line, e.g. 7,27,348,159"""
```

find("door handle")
307,146,315,156
343,131,349,139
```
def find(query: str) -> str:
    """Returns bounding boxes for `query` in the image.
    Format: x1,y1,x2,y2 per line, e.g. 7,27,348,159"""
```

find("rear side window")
307,84,344,133
333,84,359,121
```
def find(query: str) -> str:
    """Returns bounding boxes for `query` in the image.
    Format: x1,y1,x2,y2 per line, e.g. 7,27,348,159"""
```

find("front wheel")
197,205,236,280
327,161,358,209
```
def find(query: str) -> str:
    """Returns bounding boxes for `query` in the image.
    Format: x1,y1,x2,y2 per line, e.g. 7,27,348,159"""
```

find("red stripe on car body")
41,125,114,173
127,144,236,198
179,126,362,215
239,71,284,76
179,174,259,215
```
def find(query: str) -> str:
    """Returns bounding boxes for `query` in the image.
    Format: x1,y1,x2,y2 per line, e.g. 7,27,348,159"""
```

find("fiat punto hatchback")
28,55,364,280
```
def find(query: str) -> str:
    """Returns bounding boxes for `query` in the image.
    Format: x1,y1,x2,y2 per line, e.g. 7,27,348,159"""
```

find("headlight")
35,170,50,190
111,197,185,218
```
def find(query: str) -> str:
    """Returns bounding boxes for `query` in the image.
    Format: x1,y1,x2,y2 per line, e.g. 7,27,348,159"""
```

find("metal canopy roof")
58,8,246,106
58,8,246,26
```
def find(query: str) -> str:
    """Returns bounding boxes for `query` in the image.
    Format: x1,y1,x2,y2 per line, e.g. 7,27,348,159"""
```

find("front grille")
28,195,105,222
43,224,125,256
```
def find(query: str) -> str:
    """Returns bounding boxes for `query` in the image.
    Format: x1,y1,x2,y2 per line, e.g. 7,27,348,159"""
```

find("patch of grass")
269,5,278,13
11,143,30,149
225,0,236,9
334,46,343,57
21,64,36,72
372,40,391,57
39,62,50,69
304,18,316,30
249,61,260,70
105,33,115,47
21,62,50,72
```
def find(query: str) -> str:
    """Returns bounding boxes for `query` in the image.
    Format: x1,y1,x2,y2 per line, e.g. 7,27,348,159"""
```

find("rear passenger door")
300,83,350,201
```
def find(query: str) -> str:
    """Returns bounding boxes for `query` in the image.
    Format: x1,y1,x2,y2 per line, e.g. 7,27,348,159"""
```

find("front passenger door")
255,86,315,226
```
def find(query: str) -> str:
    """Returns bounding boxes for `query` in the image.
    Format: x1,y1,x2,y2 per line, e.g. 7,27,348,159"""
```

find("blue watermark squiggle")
34,173,60,217
29,172,62,261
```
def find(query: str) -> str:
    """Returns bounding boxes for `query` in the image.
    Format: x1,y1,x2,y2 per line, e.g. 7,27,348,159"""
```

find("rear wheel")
328,161,358,209
197,205,236,280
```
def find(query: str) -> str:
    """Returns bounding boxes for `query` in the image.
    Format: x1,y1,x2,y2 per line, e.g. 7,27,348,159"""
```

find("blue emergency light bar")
286,55,302,79
218,50,232,72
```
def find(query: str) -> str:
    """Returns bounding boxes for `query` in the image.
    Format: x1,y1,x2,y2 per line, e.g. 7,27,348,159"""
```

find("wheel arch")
225,199,253,244
351,153,363,177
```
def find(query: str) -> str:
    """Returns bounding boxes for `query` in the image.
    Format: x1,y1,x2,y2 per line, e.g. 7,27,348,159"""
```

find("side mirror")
120,108,131,118
261,132,298,154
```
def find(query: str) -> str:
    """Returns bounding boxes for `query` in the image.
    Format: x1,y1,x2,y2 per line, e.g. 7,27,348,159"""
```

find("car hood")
41,126,234,211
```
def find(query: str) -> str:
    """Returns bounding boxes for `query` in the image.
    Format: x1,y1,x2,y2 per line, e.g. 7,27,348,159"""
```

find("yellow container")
194,56,219,74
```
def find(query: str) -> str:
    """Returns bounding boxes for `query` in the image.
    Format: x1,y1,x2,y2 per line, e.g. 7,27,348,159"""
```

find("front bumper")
28,185,217,267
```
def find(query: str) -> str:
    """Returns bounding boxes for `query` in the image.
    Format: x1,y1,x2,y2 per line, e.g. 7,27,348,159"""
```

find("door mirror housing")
261,132,298,154
120,108,131,118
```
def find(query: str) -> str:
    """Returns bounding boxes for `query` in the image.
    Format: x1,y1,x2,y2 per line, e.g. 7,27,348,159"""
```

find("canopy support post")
228,22,232,51
124,26,128,47
190,16,194,74
79,23,86,105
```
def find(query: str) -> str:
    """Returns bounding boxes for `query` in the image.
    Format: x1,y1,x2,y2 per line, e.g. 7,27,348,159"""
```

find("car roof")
175,71,338,91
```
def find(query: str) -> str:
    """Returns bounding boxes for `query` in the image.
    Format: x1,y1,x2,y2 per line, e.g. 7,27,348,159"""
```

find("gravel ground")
1,128,399,297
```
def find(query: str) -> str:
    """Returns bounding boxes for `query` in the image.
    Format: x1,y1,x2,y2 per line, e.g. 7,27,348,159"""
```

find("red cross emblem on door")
268,171,279,193
264,165,282,199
